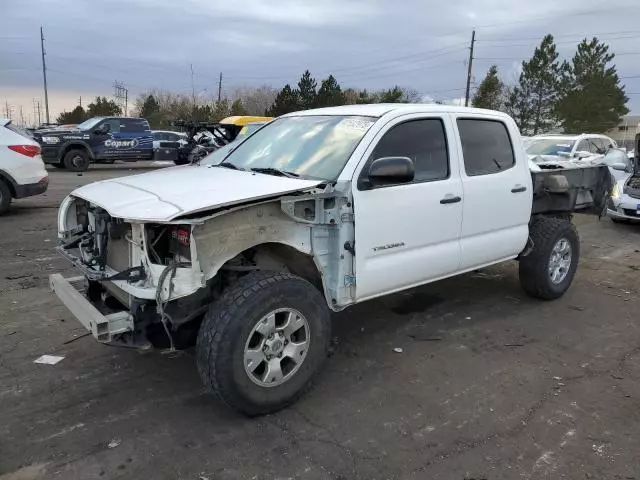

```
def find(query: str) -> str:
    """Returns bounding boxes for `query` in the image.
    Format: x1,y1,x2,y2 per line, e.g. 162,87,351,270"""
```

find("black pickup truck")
33,117,153,172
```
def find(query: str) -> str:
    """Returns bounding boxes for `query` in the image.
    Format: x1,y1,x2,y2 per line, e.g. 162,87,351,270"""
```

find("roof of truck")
282,103,508,118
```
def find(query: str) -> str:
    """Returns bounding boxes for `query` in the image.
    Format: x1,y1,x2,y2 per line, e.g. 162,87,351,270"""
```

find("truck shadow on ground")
98,263,543,421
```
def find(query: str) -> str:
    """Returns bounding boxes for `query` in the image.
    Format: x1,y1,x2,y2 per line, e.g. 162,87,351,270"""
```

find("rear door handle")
511,185,527,193
440,195,462,204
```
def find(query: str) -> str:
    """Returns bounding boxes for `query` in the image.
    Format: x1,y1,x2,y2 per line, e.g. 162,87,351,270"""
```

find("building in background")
606,114,640,151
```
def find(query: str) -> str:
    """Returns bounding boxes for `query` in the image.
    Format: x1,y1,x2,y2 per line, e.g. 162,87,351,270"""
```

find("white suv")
526,133,617,159
0,119,49,214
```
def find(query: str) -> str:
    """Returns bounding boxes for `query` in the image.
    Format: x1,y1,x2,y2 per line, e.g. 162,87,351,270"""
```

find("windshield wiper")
217,161,244,171
250,167,299,178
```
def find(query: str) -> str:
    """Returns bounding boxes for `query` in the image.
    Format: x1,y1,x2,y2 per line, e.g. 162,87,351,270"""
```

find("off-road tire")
196,271,331,416
63,149,90,172
0,179,12,214
519,217,579,300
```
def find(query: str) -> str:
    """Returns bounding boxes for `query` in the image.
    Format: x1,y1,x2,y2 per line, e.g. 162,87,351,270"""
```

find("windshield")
600,148,629,166
202,115,375,180
238,122,265,139
526,138,576,156
200,142,237,164
76,117,105,131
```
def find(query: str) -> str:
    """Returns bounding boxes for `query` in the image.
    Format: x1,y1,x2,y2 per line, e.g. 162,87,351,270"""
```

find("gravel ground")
1,163,639,480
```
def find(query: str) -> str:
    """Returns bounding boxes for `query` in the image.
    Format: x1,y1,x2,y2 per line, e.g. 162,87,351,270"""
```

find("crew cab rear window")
122,119,150,132
370,118,449,183
457,119,515,176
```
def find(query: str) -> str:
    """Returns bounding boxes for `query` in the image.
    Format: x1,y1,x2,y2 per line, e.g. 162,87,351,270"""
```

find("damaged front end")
52,196,207,348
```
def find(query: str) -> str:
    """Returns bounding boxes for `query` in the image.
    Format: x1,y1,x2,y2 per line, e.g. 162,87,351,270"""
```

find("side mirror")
575,151,591,159
610,162,628,172
93,125,108,134
366,157,414,186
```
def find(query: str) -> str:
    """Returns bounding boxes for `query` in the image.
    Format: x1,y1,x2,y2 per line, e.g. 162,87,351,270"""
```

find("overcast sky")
2,0,639,124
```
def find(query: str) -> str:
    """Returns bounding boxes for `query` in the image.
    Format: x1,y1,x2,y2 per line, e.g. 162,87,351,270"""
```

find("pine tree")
356,89,374,104
56,105,86,124
297,70,317,109
230,99,248,116
266,85,301,116
504,35,562,135
86,96,122,117
316,75,344,107
377,86,405,103
211,99,230,121
556,37,629,133
472,65,504,110
139,95,160,118
138,94,162,128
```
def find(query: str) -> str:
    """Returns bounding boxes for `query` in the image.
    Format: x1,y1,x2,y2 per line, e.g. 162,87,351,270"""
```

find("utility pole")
113,81,128,115
19,106,24,126
79,96,82,108
217,72,223,103
40,26,50,123
33,98,41,125
190,63,196,109
464,29,476,107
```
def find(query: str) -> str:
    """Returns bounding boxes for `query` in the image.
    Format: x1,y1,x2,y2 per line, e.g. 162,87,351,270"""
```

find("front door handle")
440,195,462,204
511,185,527,193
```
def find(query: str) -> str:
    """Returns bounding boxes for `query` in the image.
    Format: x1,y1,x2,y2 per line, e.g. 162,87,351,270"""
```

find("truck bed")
531,165,613,215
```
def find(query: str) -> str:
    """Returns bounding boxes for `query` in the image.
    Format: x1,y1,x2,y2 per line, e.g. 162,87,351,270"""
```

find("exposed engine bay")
625,171,640,199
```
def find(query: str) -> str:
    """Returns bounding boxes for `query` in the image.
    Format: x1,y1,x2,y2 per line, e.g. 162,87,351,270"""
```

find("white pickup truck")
50,104,612,415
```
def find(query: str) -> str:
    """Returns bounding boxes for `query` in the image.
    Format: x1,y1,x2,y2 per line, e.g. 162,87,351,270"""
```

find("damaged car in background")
607,133,640,223
50,105,613,416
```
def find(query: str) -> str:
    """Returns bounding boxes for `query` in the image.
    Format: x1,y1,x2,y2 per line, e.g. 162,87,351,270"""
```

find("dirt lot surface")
1,163,639,480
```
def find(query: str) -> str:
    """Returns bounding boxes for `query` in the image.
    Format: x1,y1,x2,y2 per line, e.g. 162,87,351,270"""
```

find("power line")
476,29,640,43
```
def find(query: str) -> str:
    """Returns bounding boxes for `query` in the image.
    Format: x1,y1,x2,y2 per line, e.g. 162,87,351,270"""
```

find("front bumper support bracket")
49,273,134,343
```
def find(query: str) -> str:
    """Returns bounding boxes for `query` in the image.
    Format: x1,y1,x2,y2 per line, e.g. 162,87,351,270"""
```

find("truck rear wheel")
63,149,90,172
519,217,579,300
196,271,331,416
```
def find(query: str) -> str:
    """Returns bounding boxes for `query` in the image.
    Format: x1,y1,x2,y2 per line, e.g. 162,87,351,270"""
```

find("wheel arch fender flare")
0,169,18,197
60,141,95,161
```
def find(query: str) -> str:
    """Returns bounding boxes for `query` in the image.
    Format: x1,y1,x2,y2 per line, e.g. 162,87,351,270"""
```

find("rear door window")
457,119,515,176
102,119,121,134
122,119,149,133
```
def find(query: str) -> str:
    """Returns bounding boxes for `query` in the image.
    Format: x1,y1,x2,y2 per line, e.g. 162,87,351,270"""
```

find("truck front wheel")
519,217,579,300
63,149,90,172
196,271,331,416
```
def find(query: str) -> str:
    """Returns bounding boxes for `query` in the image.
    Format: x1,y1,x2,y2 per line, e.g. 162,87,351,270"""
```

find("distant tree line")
131,74,419,129
471,35,628,134
54,35,629,134
56,96,122,124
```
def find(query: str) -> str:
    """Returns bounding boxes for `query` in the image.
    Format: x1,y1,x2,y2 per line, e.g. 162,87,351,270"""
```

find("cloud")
1,0,639,121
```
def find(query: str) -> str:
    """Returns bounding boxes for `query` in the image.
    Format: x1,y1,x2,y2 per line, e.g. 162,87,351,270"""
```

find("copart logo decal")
105,139,139,148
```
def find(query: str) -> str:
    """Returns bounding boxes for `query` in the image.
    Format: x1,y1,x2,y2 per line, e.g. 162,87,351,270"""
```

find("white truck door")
453,116,532,270
352,115,463,302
